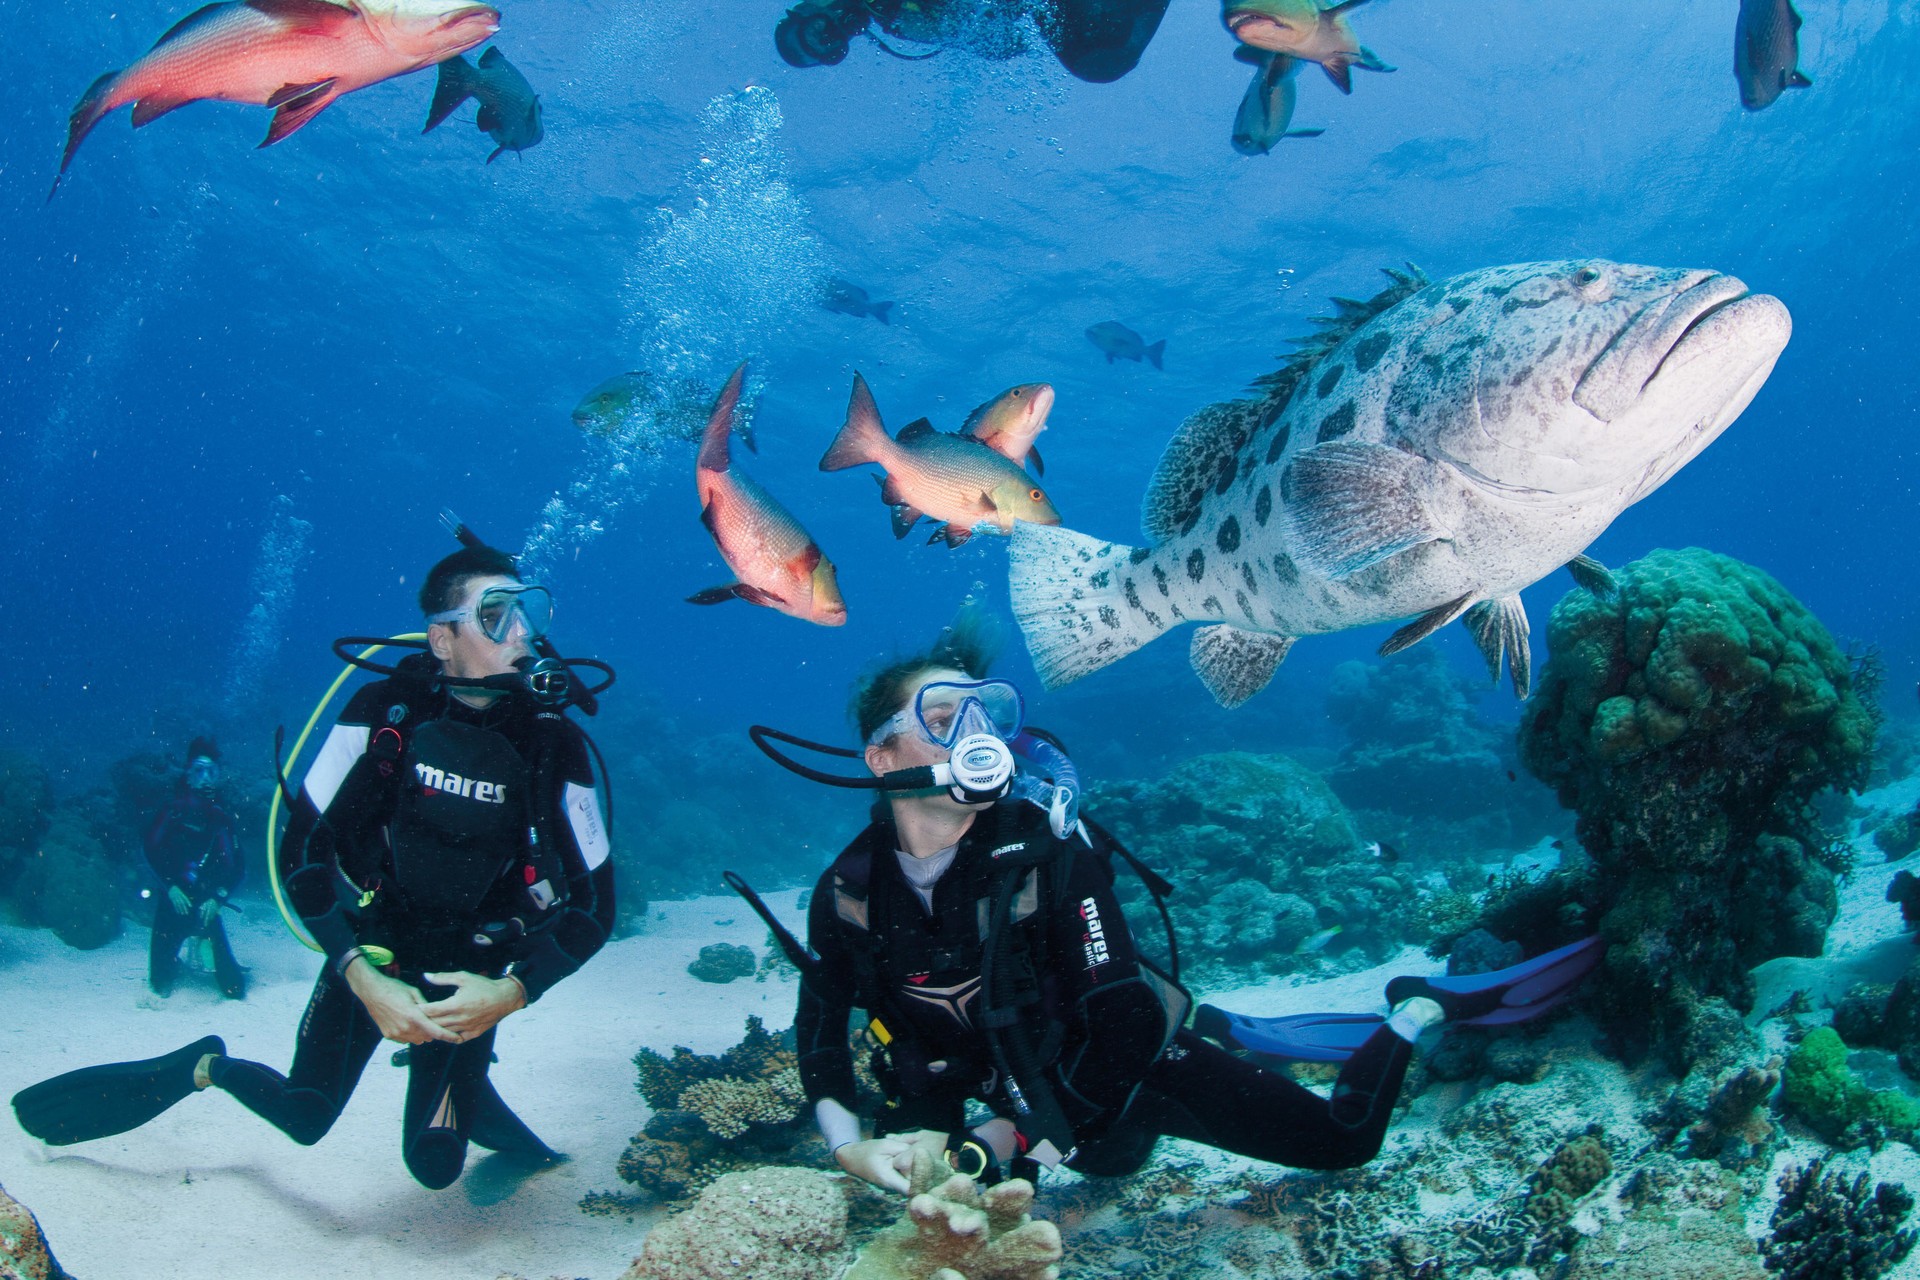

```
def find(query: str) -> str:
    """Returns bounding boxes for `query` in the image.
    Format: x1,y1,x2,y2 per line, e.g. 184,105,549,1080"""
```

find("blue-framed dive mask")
427,583,554,644
868,679,1025,750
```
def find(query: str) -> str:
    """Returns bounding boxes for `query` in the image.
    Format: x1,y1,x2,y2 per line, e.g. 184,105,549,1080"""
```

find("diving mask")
427,583,554,644
868,679,1025,750
184,756,221,794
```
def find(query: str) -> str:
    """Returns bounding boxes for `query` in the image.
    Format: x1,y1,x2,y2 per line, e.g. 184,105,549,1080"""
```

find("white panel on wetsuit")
303,725,370,812
564,781,610,870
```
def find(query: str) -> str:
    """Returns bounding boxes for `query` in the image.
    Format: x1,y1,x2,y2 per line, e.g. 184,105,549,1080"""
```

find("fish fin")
870,300,893,324
1788,70,1812,88
1355,45,1394,73
55,70,123,193
697,362,748,473
697,502,717,535
1027,443,1045,477
897,417,937,442
151,2,233,47
486,144,506,164
1324,0,1371,12
1190,625,1295,709
424,56,475,133
1566,553,1616,596
479,45,504,67
1285,127,1326,138
1789,1,1803,29
1380,593,1475,658
890,505,923,539
1105,353,1116,363
245,0,357,36
1146,339,1166,371
1282,441,1449,578
259,82,339,147
876,474,905,506
820,373,888,471
931,524,973,548
265,79,332,109
1320,56,1354,94
687,585,743,605
1141,399,1259,543
130,94,193,128
1010,524,1171,690
477,103,501,133
735,585,787,609
1462,596,1532,698
1233,44,1266,65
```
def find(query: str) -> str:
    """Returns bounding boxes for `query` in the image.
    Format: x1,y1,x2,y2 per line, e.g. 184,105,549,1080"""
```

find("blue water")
3,0,1917,787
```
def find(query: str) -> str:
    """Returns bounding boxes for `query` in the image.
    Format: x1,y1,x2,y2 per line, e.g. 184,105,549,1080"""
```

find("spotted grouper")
1009,260,1792,707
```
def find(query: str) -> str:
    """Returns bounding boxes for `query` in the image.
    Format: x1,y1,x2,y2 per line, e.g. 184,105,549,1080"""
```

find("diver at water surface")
743,599,1598,1191
775,0,1173,83
144,736,247,1000
13,536,616,1191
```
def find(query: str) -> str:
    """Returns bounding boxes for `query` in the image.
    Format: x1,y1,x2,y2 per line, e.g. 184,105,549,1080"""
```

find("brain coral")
1514,547,1873,1070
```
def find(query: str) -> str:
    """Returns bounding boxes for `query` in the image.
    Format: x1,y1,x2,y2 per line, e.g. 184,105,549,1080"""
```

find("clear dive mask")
184,756,221,793
426,583,554,644
868,679,1025,750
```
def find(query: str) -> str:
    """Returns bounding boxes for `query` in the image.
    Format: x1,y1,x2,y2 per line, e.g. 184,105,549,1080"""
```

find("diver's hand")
167,886,192,916
833,1136,920,1194
344,958,460,1045
421,970,527,1040
197,897,220,928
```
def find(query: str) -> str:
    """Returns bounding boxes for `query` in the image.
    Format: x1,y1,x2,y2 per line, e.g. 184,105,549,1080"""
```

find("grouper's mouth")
1224,11,1290,49
1572,273,1784,422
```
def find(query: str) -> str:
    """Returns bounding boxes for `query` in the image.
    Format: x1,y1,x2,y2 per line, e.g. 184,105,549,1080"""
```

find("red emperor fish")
56,0,500,193
690,363,848,627
821,373,1062,548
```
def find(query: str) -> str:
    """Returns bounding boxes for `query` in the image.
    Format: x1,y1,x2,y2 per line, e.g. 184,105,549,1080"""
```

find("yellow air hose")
267,634,426,953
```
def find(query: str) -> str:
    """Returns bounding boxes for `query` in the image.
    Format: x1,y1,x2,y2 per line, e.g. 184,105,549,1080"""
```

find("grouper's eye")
1570,263,1611,299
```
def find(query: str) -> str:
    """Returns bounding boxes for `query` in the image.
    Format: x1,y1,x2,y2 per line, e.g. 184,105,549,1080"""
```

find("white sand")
0,889,809,1280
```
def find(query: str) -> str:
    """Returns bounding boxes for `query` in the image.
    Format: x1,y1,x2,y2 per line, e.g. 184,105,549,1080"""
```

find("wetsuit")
144,792,245,998
206,659,614,1189
795,802,1413,1176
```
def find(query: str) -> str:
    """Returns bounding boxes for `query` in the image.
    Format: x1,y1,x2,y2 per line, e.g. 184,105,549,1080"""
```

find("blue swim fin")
1194,936,1605,1063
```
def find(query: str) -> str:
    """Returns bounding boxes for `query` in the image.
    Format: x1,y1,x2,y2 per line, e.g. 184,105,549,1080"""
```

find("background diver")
775,0,1174,84
746,600,1599,1192
13,534,617,1191
144,736,248,1000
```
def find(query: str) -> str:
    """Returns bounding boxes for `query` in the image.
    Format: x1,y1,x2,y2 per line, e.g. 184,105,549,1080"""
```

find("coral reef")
1525,1130,1612,1221
1887,872,1920,932
846,1147,1061,1280
1761,1157,1917,1280
1874,810,1919,863
621,1166,855,1280
1780,1027,1920,1147
1508,548,1873,1075
620,1016,817,1200
9,809,122,949
1089,751,1459,978
0,751,52,856
686,943,757,984
0,1182,72,1280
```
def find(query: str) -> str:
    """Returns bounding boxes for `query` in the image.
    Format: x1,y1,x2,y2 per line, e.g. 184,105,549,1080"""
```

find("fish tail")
55,69,123,195
869,300,893,325
423,55,476,134
1010,523,1171,690
819,372,891,471
698,362,748,473
1146,339,1166,371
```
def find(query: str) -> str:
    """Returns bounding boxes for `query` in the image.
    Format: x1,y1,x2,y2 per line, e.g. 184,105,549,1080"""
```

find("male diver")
774,0,1173,84
745,601,1598,1191
144,736,247,1000
13,537,616,1191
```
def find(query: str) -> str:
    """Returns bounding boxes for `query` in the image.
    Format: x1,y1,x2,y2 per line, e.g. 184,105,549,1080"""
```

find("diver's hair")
187,735,220,762
419,546,520,617
851,588,1005,742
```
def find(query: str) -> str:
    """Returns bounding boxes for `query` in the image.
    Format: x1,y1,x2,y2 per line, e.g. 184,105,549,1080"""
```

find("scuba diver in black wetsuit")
775,0,1173,83
145,736,247,999
12,530,618,1192
738,600,1600,1193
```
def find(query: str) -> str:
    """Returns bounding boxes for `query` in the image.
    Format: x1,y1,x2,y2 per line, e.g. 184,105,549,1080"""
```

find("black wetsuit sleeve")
795,872,861,1110
1043,830,1171,1133
508,720,616,1004
143,801,187,886
208,810,244,897
280,685,399,965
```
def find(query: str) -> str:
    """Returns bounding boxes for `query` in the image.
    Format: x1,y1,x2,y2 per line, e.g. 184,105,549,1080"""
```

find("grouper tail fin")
1009,523,1172,689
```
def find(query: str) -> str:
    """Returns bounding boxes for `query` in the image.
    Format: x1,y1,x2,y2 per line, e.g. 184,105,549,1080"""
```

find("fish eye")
1573,266,1601,285
1029,488,1044,501
1570,262,1612,301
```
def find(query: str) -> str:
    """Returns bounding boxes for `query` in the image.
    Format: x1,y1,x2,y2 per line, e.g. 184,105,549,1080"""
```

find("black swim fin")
12,1035,224,1145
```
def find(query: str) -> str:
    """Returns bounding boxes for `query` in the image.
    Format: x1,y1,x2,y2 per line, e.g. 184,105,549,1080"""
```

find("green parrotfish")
424,45,542,162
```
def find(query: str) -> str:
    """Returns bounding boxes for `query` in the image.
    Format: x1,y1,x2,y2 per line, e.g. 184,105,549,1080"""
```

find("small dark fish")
1086,321,1165,369
1231,49,1324,155
1364,839,1402,865
425,45,543,163
823,279,894,325
1550,839,1565,850
1734,0,1811,111
1506,770,1517,782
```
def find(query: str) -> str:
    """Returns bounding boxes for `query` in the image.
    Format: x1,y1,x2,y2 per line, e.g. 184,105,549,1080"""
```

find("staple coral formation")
618,1015,816,1199
1761,1157,1918,1280
1504,548,1873,1073
846,1147,1062,1280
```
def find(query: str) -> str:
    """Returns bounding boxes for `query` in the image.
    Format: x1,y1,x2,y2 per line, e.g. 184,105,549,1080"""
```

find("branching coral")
1510,548,1873,1072
1762,1157,1918,1280
676,1068,806,1140
846,1147,1061,1280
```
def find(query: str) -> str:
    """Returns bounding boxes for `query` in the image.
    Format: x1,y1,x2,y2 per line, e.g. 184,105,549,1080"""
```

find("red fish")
690,363,848,627
56,0,499,193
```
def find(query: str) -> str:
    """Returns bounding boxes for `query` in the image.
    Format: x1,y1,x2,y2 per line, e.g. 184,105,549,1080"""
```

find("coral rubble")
621,1166,854,1280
